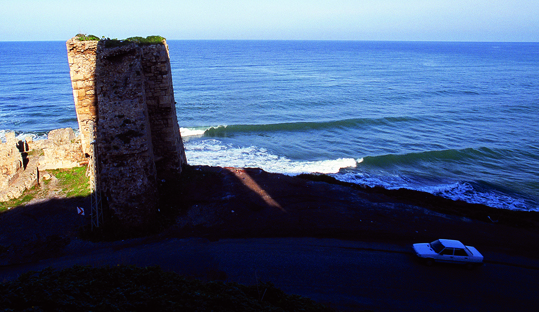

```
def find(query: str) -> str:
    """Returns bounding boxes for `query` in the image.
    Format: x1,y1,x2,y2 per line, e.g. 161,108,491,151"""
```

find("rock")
0,128,84,203
38,128,84,170
48,128,75,144
0,131,23,191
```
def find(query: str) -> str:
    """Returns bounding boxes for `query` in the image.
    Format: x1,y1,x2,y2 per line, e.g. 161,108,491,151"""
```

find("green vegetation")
102,35,166,48
75,33,166,48
0,186,38,213
0,265,333,312
75,33,166,47
50,166,91,198
76,33,100,41
125,35,166,44
0,166,90,213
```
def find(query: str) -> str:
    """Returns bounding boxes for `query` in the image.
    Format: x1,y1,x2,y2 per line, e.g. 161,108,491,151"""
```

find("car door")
438,247,455,263
452,248,471,263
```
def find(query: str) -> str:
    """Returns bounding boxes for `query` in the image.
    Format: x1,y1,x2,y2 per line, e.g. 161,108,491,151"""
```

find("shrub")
76,34,100,41
0,265,333,312
102,35,166,48
74,34,166,47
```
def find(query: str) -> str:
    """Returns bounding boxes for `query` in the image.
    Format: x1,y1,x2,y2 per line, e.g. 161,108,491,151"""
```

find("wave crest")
197,116,419,137
185,139,357,175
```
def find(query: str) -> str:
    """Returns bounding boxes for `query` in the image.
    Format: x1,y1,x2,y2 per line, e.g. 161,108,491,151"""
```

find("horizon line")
1,38,538,44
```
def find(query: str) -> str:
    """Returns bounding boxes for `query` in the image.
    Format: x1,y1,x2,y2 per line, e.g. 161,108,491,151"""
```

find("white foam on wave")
180,127,206,137
335,171,536,211
336,171,411,190
189,142,536,211
185,139,357,175
0,130,49,143
419,182,533,211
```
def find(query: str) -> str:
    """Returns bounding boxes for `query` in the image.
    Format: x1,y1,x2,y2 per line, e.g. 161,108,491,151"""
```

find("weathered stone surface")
95,42,159,228
141,43,187,179
0,132,23,192
65,36,187,229
47,128,76,143
66,38,98,157
34,128,85,170
0,129,84,202
0,157,39,202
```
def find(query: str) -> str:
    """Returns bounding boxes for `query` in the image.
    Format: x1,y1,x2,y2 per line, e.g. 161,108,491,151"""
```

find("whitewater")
1,40,538,211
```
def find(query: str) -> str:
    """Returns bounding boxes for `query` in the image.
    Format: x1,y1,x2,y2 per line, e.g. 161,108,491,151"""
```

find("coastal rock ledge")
0,128,85,202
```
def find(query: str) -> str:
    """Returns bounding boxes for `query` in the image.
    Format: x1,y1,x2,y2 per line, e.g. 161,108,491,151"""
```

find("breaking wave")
184,139,357,175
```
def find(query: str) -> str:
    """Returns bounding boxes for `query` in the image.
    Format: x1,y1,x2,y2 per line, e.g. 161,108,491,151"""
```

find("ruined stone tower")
66,38,98,157
66,36,187,229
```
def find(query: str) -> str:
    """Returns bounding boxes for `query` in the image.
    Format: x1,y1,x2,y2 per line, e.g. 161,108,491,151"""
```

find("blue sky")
1,0,538,42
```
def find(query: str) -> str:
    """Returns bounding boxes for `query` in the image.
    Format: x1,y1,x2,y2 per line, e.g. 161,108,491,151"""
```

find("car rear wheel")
425,259,434,266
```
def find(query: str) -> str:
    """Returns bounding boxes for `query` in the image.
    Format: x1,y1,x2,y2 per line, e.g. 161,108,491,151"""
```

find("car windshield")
430,240,444,253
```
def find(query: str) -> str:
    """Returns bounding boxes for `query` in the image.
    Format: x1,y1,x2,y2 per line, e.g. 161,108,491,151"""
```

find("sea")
1,40,538,211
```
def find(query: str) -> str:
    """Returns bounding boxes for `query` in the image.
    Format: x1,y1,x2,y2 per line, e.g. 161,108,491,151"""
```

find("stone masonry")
141,43,187,178
66,38,98,157
95,42,160,228
0,132,25,197
66,36,187,229
0,128,85,202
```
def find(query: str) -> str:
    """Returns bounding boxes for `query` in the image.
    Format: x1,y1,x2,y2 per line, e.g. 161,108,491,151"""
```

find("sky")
1,0,538,42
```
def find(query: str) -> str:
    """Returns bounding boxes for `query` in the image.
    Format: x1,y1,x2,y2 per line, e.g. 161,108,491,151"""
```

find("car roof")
438,239,465,248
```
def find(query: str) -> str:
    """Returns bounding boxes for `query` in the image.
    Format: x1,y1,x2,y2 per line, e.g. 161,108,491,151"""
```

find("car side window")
441,248,454,255
454,248,467,256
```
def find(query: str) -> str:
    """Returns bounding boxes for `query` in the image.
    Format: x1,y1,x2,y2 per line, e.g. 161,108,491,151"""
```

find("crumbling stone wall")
33,128,85,170
141,43,187,179
66,36,187,229
95,42,160,227
0,128,84,202
66,39,98,157
0,132,24,193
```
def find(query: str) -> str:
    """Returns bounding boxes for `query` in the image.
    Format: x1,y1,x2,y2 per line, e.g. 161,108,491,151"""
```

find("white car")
413,239,484,268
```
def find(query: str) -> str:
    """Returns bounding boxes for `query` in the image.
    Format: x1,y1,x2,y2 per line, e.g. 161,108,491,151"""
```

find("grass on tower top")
75,34,166,47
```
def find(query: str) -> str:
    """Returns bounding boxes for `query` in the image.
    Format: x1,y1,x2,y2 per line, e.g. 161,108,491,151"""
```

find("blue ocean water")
1,40,538,211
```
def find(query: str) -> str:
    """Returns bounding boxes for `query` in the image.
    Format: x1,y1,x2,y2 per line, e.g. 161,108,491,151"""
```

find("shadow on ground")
2,165,539,266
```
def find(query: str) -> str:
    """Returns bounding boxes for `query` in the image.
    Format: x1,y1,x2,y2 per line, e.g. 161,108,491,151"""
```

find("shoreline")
2,128,536,213
1,165,538,267
168,166,539,253
1,165,539,312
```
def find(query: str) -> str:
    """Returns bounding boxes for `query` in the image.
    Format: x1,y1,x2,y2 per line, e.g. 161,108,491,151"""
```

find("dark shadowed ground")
164,166,539,258
1,165,538,311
